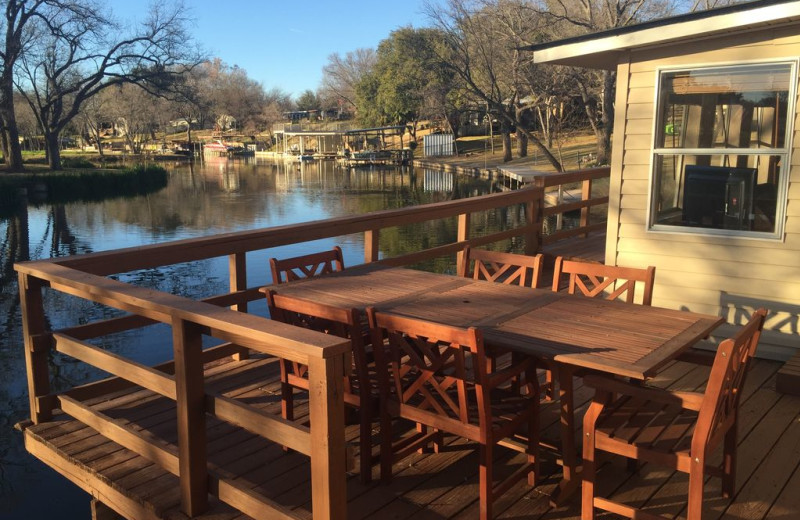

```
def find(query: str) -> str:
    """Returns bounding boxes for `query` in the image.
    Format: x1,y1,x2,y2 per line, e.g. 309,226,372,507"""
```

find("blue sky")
107,1,435,99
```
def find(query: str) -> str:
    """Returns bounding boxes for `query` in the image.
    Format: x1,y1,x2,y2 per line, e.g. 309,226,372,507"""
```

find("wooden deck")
541,230,606,263
21,354,800,520
777,349,800,396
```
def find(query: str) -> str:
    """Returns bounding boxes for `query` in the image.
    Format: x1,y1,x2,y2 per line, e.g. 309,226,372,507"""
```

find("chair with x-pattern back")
458,246,544,288
552,256,655,305
581,309,767,520
266,290,378,483
367,307,540,520
269,246,344,284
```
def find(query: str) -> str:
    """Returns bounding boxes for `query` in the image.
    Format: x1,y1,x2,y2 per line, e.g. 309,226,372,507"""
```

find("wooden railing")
530,167,610,245
15,166,608,520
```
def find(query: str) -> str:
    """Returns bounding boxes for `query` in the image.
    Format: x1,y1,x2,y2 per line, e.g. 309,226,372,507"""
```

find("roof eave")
532,1,800,69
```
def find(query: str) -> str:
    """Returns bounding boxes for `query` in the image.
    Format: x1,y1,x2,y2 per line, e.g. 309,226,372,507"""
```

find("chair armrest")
583,374,704,411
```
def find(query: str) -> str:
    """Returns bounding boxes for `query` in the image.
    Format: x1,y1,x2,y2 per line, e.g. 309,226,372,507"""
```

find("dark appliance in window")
681,165,756,230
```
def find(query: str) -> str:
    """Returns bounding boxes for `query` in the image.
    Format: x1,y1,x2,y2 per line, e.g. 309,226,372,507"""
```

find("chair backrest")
552,256,656,305
458,246,544,289
266,289,371,394
367,308,489,433
269,246,344,284
693,308,767,454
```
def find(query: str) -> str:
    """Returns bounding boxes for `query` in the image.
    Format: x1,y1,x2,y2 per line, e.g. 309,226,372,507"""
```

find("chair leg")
581,428,596,520
279,361,293,452
432,429,444,453
359,406,372,484
380,411,393,484
722,422,738,498
545,368,555,401
279,361,294,422
479,442,493,520
528,404,539,486
687,460,705,520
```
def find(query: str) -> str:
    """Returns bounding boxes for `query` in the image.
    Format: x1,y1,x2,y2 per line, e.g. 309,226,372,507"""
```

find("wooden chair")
552,256,655,305
266,290,378,483
581,308,767,520
459,246,545,393
458,246,544,288
367,307,540,520
269,246,344,284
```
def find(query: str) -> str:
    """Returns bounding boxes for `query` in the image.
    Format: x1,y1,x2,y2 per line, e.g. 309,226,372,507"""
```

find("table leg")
550,363,580,506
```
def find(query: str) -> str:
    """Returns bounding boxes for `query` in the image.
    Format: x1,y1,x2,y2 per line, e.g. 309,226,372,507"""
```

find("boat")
202,140,233,156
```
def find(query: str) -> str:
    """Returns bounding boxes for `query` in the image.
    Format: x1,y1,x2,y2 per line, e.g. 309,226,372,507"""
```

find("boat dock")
273,123,409,163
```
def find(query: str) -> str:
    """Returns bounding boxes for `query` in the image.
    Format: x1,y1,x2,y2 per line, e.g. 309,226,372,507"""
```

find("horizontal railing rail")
16,166,608,520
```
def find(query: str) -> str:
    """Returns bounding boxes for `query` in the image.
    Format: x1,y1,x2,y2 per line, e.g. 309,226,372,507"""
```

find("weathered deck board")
776,349,800,395
541,231,606,264
21,355,800,520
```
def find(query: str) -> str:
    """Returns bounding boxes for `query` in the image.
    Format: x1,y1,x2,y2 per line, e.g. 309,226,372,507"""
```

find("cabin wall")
609,25,800,359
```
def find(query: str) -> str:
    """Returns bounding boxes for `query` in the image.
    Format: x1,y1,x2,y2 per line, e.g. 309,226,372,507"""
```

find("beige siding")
610,27,800,360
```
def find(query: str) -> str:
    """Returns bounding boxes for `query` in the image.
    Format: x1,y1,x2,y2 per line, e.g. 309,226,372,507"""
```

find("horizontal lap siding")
612,28,800,360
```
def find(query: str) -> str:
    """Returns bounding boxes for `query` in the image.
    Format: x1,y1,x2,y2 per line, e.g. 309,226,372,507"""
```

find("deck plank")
20,355,800,520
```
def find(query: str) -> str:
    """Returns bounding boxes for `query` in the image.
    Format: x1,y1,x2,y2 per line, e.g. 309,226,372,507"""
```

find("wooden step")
776,349,800,395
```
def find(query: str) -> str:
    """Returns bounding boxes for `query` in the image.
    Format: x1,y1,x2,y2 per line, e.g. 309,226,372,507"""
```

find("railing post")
228,252,249,360
18,273,52,424
525,189,543,255
307,354,346,520
456,213,470,273
581,178,592,238
364,229,380,263
172,318,208,517
229,252,247,313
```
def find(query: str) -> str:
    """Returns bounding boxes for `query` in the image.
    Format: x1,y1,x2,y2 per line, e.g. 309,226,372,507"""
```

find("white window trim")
646,58,798,241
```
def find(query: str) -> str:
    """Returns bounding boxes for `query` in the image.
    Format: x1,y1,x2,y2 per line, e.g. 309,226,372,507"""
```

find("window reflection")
651,63,793,237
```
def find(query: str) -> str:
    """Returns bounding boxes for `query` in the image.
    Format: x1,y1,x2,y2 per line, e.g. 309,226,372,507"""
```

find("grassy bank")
0,164,169,217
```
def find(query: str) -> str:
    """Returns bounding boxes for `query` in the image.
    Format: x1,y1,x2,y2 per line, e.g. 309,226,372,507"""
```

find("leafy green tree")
295,89,320,112
355,27,457,141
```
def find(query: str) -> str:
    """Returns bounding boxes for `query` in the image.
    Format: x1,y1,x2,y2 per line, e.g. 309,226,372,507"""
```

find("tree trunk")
499,111,562,171
596,70,616,166
501,120,512,163
0,73,24,171
44,132,62,170
517,129,528,158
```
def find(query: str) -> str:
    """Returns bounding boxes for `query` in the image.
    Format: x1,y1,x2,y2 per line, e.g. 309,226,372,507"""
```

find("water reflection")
0,157,511,518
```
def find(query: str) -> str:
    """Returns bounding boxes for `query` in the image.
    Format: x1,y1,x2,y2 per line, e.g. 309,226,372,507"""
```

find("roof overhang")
525,0,800,70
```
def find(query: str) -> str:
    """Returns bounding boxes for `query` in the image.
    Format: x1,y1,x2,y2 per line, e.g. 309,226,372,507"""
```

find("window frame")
646,58,798,240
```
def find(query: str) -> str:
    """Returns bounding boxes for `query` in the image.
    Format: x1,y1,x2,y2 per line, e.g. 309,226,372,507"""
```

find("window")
649,62,796,238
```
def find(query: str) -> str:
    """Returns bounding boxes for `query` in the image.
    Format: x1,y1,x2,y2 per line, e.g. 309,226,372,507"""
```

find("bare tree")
320,48,376,114
426,0,562,168
0,0,60,171
107,83,162,154
15,0,201,169
535,0,676,164
257,87,292,145
79,86,112,156
14,90,39,151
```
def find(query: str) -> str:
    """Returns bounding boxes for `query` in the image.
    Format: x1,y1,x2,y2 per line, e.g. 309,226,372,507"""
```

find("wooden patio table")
260,264,724,505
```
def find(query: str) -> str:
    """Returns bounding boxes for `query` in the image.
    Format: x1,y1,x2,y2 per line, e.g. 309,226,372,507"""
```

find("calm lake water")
0,157,518,519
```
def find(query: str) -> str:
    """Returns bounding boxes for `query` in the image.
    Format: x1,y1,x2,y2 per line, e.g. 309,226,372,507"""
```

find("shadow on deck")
21,353,800,520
